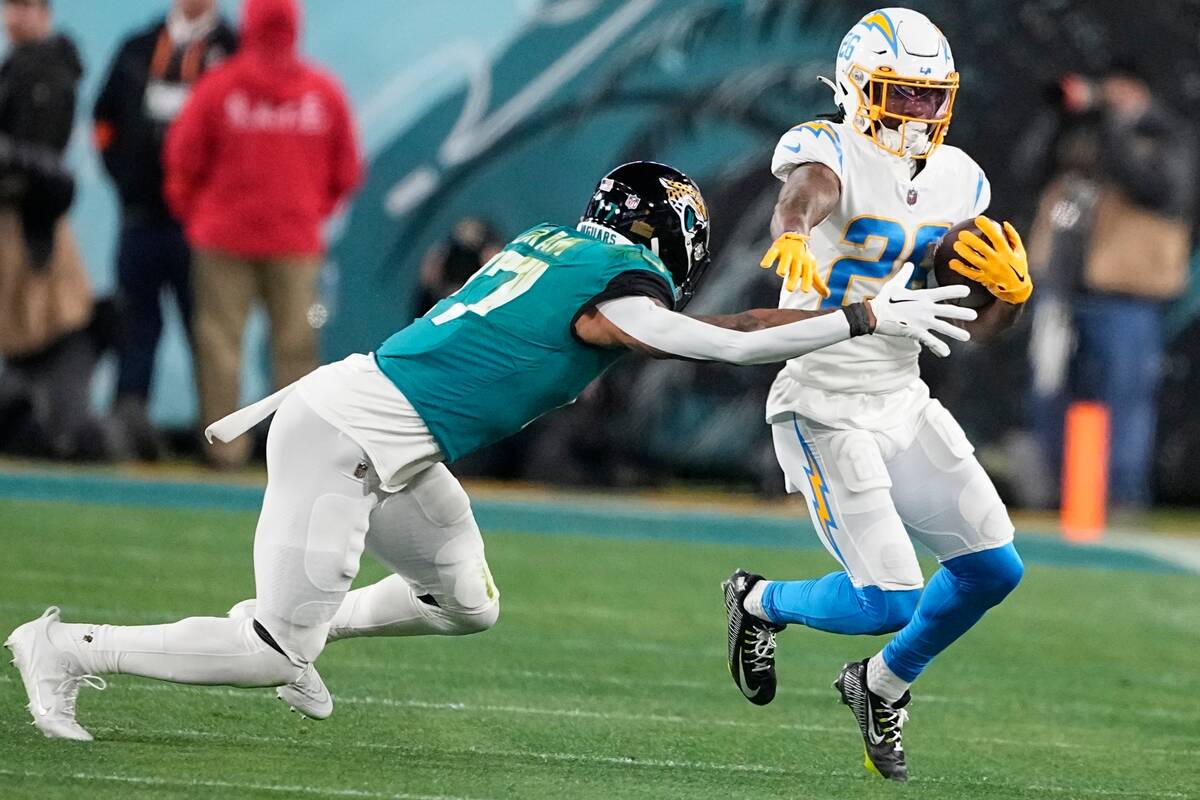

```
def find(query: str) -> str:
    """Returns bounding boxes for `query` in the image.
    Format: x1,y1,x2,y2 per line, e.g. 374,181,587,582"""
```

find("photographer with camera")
1015,62,1197,512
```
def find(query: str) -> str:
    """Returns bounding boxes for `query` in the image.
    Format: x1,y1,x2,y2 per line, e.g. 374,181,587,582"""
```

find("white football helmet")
826,8,958,159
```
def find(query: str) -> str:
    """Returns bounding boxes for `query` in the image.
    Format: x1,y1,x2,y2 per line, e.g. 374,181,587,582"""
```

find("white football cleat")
277,662,333,720
5,607,106,741
227,599,333,720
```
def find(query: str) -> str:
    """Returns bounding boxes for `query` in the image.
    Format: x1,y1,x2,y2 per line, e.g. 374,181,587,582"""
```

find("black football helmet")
580,161,711,309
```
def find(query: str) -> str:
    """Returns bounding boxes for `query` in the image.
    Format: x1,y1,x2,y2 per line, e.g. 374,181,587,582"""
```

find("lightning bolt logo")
781,122,844,170
859,10,899,55
797,433,836,540
792,418,852,572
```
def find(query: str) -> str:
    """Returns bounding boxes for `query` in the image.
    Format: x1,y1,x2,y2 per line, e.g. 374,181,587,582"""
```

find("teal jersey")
375,224,675,461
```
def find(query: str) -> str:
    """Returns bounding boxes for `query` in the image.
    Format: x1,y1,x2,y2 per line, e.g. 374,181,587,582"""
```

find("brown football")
931,219,996,310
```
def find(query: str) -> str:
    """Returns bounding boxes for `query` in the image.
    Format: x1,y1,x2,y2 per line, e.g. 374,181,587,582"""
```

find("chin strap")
876,123,931,160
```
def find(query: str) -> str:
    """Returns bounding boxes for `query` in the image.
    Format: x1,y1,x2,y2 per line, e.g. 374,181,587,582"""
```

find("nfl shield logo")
625,194,641,209
907,188,919,206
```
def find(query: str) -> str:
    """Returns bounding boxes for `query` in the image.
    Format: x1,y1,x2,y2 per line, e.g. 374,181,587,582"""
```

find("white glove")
869,263,977,357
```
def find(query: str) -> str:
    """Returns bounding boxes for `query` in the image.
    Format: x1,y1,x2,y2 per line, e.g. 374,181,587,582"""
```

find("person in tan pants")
163,0,362,468
191,251,322,467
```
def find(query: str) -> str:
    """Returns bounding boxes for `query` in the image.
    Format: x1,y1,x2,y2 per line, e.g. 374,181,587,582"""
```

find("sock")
327,575,476,640
867,652,910,704
51,616,300,687
742,580,771,621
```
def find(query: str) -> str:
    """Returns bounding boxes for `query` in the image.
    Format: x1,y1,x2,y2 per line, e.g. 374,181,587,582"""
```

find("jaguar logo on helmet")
659,176,710,298
659,177,709,224
826,7,959,160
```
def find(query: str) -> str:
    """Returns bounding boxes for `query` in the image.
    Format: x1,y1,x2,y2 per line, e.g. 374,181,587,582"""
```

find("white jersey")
765,118,989,424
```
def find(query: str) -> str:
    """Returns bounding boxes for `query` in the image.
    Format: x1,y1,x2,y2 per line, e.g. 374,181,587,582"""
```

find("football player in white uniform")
720,8,1034,782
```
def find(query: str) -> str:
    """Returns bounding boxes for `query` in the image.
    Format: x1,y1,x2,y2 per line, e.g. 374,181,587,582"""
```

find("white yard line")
6,665,1193,728
91,726,797,776
340,660,965,704
7,731,1188,799
0,769,486,800
81,681,847,734
4,673,1194,758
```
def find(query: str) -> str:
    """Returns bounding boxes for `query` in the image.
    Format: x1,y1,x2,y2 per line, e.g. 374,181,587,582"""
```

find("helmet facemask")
848,65,958,159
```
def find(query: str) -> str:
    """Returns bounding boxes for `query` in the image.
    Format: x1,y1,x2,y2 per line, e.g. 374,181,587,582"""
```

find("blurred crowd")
0,0,359,468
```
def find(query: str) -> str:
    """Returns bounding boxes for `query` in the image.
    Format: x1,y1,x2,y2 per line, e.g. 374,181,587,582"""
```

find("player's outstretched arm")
760,163,842,295
573,265,977,364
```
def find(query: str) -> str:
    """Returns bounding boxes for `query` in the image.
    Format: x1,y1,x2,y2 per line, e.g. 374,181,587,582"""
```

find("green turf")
1,498,1197,800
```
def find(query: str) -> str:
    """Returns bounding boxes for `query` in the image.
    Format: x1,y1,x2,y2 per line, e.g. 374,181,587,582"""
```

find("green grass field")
1,497,1197,799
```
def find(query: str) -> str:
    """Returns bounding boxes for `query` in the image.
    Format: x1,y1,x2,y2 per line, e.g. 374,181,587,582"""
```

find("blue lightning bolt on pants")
768,408,1022,684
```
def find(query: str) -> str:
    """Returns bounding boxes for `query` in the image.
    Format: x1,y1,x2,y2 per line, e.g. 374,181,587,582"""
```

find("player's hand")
760,232,830,296
948,216,1033,304
868,263,977,357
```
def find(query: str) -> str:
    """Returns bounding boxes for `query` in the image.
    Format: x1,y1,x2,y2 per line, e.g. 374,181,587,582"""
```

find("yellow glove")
760,232,830,296
949,216,1033,304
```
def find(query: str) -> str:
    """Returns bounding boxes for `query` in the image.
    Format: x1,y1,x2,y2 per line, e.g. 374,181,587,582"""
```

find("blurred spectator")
164,0,361,469
416,217,503,313
0,0,116,459
1016,64,1196,511
93,0,237,460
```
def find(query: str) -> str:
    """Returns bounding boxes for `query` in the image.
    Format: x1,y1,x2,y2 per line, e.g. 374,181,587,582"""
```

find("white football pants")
53,392,498,687
773,396,1014,591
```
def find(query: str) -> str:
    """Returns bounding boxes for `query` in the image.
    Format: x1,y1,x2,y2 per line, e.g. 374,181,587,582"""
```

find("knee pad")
428,522,498,609
857,585,922,634
444,596,500,635
945,543,1024,606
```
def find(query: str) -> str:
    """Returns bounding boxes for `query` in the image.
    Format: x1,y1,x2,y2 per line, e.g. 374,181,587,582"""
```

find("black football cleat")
722,569,784,706
834,659,911,782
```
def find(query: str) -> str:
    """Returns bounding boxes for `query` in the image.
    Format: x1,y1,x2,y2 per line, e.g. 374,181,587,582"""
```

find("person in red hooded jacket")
165,0,361,468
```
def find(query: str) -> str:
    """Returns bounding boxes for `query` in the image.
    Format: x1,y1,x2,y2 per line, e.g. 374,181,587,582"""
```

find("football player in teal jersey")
6,162,975,740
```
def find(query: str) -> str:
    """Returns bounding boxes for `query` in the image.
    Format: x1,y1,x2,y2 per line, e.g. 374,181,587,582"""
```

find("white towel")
204,384,297,444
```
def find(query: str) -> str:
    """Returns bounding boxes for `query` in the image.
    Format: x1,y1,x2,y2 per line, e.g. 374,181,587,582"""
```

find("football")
931,219,997,310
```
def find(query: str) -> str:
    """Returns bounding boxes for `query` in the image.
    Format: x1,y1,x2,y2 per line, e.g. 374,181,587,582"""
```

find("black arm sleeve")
582,270,675,312
570,269,676,342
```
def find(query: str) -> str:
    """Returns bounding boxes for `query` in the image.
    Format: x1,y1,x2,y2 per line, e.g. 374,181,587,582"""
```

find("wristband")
843,303,872,337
